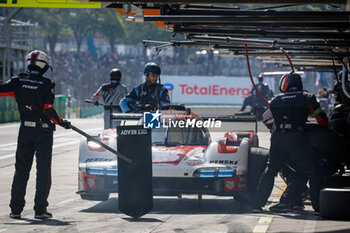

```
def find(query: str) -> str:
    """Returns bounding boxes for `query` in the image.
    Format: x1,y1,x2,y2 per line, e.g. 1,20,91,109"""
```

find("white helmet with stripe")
26,50,52,74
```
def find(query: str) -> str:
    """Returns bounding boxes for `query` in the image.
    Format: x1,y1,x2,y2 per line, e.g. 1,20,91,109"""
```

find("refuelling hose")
243,36,295,106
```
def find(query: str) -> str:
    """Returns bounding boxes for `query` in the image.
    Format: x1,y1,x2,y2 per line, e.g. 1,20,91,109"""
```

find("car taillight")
194,168,235,178
86,166,118,176
79,171,96,190
87,140,109,152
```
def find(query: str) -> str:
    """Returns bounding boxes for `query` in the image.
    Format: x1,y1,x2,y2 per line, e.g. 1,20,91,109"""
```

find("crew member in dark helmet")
91,68,127,129
254,72,331,213
240,74,273,116
120,62,170,113
0,50,71,219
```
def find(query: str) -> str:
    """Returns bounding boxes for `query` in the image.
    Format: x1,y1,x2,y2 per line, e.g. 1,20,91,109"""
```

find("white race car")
77,107,269,203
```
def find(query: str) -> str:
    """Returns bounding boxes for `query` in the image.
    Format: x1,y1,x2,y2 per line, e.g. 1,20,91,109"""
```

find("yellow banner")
0,0,102,8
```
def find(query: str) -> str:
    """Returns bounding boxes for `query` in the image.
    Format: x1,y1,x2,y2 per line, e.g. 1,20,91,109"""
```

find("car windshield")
152,126,209,146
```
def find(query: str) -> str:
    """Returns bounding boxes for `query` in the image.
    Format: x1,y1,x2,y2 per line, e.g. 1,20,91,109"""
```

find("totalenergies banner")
0,0,101,8
161,75,252,105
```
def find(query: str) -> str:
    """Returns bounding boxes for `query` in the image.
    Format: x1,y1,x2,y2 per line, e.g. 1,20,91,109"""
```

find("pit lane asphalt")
0,107,349,233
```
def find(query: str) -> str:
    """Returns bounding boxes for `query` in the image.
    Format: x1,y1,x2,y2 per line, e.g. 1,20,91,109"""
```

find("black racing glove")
94,101,99,106
60,120,71,129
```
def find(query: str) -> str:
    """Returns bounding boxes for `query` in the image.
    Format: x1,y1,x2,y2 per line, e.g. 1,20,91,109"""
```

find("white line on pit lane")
0,140,81,161
56,197,80,206
0,123,20,129
0,127,103,161
252,216,273,233
0,127,103,149
303,212,317,233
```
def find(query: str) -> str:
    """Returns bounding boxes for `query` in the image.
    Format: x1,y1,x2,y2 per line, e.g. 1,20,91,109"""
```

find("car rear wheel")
80,193,110,201
233,147,269,205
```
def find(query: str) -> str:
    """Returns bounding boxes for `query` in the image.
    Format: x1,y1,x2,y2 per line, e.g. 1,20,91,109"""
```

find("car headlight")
193,168,235,178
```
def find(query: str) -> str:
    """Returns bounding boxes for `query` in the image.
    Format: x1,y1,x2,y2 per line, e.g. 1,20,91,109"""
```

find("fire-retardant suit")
91,68,127,128
254,72,330,213
0,50,70,219
120,62,170,113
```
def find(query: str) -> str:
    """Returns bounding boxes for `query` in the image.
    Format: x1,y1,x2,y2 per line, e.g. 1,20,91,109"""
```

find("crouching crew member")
254,72,330,213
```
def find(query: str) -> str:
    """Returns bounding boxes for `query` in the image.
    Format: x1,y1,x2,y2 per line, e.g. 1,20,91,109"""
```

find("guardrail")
0,95,66,123
79,106,103,118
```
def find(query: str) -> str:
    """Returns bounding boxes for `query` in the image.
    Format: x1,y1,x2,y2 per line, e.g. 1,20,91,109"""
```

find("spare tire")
305,124,349,166
248,147,269,194
320,188,350,220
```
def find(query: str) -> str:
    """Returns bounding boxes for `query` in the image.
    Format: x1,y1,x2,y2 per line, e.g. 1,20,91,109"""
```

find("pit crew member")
254,72,331,213
0,50,71,219
120,62,170,113
91,68,127,128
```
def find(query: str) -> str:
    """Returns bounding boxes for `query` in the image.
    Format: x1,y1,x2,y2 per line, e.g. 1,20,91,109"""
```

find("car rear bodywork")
77,110,261,200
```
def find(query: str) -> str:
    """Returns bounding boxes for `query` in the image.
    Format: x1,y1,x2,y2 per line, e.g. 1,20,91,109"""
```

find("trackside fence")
0,95,67,123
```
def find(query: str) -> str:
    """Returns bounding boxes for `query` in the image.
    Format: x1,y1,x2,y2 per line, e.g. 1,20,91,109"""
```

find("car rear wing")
111,113,143,121
111,112,257,122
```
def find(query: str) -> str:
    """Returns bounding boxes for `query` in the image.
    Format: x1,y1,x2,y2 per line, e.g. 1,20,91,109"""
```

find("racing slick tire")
247,147,269,194
233,147,269,205
80,194,110,201
323,174,350,188
320,188,350,220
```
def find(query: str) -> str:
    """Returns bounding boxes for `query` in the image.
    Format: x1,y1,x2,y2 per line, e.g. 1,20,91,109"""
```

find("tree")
96,9,125,53
19,8,67,61
120,16,172,44
65,9,99,53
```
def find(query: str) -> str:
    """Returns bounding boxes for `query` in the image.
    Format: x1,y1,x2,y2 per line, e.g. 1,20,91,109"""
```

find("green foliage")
16,8,172,52
96,9,125,52
119,14,172,44
17,8,68,58
65,9,100,52
16,4,327,52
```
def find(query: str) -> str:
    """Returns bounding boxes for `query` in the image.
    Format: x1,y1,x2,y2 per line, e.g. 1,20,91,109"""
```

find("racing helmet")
144,62,161,76
279,72,303,92
258,74,264,82
110,68,122,82
26,50,52,74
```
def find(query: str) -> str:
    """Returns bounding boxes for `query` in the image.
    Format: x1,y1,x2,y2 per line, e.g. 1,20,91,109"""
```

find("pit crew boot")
291,201,305,210
269,203,291,213
9,213,21,219
34,211,52,219
252,206,264,213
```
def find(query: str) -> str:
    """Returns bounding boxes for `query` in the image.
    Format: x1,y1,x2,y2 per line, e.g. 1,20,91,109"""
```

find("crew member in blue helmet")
120,62,170,113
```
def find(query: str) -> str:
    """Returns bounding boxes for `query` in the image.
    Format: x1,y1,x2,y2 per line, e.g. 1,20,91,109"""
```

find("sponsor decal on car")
224,178,235,192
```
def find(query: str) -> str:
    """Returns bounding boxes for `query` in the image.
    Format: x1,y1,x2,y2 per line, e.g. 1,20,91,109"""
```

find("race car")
76,106,269,203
